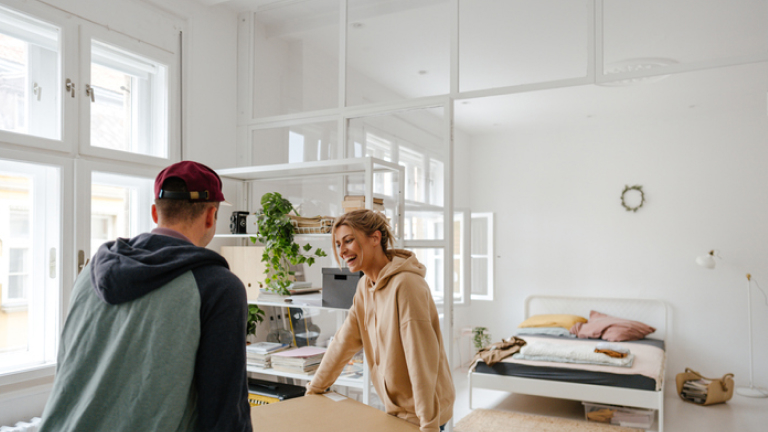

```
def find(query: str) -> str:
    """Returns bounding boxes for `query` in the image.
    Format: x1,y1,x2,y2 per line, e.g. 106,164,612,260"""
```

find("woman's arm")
306,292,365,394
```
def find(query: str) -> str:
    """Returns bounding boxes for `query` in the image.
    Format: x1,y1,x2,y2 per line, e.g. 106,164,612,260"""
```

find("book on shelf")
271,362,321,375
344,195,384,205
271,346,326,369
246,342,291,355
681,379,711,404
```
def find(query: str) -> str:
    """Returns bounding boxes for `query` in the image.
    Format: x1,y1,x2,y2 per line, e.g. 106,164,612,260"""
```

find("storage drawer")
583,401,654,429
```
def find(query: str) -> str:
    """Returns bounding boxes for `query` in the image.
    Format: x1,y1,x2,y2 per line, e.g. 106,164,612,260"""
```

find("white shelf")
246,363,364,389
216,157,402,182
250,292,349,312
214,233,330,239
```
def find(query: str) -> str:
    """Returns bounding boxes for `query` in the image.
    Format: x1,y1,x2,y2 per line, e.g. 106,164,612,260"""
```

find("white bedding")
512,342,635,367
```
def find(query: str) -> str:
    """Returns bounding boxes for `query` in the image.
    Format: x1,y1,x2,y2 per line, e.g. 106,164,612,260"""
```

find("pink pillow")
570,310,656,342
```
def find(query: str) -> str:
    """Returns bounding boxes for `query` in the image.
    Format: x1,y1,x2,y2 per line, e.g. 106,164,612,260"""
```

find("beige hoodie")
307,250,455,432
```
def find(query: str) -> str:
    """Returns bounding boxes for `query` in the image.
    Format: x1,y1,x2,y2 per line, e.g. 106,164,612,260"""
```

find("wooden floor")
452,368,766,432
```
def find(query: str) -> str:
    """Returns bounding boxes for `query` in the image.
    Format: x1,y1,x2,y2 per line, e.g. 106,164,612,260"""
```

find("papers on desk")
323,392,347,402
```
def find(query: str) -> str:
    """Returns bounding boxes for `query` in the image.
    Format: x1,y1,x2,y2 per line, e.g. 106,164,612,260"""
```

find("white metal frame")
468,295,668,431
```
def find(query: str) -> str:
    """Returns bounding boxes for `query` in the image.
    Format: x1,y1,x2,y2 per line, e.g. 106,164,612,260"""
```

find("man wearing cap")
39,161,252,432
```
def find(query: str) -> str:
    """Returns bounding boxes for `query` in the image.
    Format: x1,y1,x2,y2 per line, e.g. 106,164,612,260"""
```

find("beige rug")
455,409,642,432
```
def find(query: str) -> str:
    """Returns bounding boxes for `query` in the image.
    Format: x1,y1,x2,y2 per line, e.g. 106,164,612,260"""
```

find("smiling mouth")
346,256,358,267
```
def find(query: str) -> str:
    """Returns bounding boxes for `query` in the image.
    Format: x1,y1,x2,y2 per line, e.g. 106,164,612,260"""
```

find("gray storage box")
322,268,363,309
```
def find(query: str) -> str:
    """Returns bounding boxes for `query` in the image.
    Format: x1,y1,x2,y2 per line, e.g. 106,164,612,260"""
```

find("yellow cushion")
518,314,588,329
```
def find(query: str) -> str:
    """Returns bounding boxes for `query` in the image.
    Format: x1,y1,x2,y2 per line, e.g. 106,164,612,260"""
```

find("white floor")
452,368,767,432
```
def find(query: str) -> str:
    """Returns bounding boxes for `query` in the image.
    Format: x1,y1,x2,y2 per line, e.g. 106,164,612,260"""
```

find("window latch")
65,79,75,98
85,84,95,103
32,82,42,101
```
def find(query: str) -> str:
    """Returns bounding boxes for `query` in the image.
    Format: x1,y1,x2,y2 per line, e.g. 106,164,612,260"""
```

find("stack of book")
342,195,385,213
246,342,290,368
681,378,710,404
270,346,326,374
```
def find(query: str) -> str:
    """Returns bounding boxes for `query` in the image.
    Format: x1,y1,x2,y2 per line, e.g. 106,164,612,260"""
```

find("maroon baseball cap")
154,161,231,205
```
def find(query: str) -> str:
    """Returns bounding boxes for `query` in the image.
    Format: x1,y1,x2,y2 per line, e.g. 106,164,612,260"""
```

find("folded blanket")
512,342,634,367
472,337,527,366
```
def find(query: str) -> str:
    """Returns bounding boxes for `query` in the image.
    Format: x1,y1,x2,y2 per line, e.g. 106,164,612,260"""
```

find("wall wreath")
621,185,645,212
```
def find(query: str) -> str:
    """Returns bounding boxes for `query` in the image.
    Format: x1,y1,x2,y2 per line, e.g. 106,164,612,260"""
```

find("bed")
468,295,668,431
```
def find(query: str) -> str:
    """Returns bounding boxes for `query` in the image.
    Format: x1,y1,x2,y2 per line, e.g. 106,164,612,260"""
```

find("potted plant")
250,192,327,295
246,304,265,343
472,326,491,352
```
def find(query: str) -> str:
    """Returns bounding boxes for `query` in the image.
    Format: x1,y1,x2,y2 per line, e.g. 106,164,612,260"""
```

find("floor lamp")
696,250,768,398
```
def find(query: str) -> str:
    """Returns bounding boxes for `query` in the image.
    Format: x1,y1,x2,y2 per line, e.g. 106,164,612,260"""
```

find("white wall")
464,72,768,388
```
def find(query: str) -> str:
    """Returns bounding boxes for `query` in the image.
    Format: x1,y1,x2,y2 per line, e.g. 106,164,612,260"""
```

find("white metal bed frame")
469,295,668,431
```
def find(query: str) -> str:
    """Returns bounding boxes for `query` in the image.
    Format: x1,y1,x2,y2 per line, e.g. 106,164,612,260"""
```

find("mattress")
473,335,665,391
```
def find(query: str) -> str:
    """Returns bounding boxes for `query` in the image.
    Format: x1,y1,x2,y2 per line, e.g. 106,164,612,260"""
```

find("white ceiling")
195,0,768,136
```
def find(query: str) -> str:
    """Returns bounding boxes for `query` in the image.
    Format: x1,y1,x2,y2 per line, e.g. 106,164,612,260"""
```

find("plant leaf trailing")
250,192,327,295
246,304,265,339
472,326,491,351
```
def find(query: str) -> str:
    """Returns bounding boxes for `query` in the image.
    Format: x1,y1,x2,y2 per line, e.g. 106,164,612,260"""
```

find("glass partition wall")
241,0,768,425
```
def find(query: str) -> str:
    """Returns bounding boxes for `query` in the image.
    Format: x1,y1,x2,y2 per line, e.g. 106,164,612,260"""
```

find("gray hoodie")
39,230,252,432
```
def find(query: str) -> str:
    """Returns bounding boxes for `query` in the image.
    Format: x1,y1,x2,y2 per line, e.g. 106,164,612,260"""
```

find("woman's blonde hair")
331,209,395,266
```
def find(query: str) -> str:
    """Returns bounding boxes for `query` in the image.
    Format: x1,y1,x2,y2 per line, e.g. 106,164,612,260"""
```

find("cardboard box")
251,394,420,432
322,267,363,309
220,246,266,301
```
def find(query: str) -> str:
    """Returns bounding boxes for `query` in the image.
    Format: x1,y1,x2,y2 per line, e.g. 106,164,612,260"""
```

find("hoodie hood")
370,249,426,291
90,232,229,305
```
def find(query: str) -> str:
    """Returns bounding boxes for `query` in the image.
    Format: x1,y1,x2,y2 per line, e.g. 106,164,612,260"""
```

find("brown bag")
676,368,734,406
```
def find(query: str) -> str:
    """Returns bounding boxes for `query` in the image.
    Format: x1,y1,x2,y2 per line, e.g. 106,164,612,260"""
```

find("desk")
251,394,420,432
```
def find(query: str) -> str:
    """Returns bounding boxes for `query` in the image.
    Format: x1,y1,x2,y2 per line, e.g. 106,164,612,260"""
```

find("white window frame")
0,1,77,154
0,153,69,379
470,212,494,301
75,160,158,264
78,25,178,167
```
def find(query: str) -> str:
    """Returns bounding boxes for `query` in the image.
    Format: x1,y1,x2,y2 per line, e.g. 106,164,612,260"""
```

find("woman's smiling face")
335,224,364,272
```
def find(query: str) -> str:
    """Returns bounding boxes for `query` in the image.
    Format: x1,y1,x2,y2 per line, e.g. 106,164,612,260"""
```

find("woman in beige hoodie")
307,210,455,432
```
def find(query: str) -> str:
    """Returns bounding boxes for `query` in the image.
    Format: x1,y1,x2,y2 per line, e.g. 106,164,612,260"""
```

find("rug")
454,409,642,432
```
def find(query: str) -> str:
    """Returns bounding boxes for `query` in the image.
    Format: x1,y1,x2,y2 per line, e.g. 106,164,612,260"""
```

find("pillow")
570,310,656,342
518,314,588,330
515,327,576,338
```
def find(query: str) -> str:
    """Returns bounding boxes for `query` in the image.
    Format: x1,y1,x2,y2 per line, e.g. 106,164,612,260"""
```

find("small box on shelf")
342,195,385,214
322,268,363,309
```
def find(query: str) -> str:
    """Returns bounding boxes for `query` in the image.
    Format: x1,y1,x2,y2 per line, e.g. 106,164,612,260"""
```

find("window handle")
77,250,86,275
85,84,95,103
65,79,75,98
32,82,42,101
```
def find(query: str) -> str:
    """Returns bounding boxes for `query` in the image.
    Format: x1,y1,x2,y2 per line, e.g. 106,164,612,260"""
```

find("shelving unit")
214,157,405,406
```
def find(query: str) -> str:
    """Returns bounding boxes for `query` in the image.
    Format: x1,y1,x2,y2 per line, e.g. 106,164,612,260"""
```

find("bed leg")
468,373,473,410
657,390,664,432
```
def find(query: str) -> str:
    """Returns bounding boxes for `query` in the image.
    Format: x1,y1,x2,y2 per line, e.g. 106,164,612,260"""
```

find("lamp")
696,250,768,398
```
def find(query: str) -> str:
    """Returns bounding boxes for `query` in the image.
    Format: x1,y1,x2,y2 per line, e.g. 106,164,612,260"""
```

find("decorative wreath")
621,185,645,212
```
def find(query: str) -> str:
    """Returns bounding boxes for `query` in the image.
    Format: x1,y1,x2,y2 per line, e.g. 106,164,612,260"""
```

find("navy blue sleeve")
193,265,252,432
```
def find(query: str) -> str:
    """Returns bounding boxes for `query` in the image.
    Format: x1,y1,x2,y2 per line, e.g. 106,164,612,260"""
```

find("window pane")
471,257,488,296
471,216,488,254
409,248,444,302
251,121,339,166
0,159,60,372
459,0,589,92
252,0,340,117
91,172,154,254
90,40,168,158
0,6,61,140
347,0,450,106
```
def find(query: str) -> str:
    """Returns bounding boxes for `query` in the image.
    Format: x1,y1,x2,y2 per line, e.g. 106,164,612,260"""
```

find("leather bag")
676,368,734,406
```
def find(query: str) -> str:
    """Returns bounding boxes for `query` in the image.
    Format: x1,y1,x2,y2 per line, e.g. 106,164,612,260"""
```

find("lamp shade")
696,254,716,269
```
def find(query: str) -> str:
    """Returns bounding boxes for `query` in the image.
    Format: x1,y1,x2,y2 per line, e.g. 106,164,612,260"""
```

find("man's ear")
151,204,159,224
204,205,217,229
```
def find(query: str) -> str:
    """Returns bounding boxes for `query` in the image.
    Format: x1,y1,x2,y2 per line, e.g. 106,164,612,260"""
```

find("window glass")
470,213,493,300
90,40,168,158
91,172,154,255
251,121,338,166
408,248,444,303
0,159,60,373
252,0,340,117
0,6,60,140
